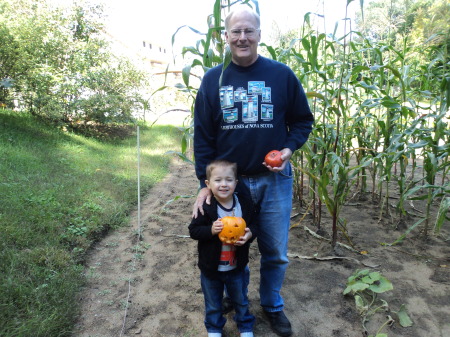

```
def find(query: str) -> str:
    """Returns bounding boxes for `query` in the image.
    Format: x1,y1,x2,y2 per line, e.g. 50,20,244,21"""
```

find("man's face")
225,11,261,67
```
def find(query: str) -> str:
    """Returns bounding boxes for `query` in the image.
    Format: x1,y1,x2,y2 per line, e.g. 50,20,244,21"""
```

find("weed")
97,289,112,296
343,269,412,336
105,241,119,248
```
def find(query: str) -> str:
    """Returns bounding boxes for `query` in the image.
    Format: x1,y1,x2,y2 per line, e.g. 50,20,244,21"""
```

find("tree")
0,0,150,126
355,0,449,49
355,0,411,44
407,0,450,49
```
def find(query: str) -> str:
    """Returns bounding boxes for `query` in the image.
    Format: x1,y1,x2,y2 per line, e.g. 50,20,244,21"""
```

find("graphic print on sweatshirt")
220,81,274,126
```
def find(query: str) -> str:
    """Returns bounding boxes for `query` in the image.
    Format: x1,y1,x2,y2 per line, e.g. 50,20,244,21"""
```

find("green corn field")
169,0,449,249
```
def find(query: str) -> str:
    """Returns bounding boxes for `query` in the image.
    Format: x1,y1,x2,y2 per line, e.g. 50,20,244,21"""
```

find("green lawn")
0,111,182,336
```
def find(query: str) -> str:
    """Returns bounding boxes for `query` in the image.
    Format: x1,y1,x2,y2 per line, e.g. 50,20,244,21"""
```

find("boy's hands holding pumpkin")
213,216,251,245
234,228,252,246
211,219,224,235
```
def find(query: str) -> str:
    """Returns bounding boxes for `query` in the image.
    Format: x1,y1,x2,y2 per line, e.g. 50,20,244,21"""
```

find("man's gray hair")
224,5,260,31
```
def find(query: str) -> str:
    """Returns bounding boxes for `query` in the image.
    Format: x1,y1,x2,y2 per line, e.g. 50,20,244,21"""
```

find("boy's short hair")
206,160,238,180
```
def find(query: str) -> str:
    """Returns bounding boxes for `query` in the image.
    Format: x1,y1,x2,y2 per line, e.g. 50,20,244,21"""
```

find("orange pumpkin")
218,216,246,244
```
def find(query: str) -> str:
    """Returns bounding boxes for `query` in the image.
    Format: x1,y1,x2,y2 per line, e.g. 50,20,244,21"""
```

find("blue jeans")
237,163,293,312
200,269,255,333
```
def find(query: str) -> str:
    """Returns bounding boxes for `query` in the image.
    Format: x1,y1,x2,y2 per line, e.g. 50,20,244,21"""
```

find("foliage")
344,269,412,336
0,0,149,127
170,0,449,248
0,110,181,336
355,0,449,49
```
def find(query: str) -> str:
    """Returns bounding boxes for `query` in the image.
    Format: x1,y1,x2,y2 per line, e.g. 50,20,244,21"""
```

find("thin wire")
119,125,141,337
137,125,141,240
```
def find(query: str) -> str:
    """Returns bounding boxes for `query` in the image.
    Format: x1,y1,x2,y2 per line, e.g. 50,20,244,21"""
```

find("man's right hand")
192,187,212,218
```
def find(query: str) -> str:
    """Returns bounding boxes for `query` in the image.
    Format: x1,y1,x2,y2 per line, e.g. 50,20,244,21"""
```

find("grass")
0,110,182,337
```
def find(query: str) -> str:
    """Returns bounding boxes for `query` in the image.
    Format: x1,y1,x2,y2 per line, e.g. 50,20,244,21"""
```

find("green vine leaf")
343,281,369,295
355,295,368,315
368,275,393,293
395,304,413,327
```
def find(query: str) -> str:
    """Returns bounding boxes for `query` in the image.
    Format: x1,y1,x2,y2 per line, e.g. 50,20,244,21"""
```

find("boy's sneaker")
222,297,234,314
240,332,254,337
263,310,292,336
207,333,222,337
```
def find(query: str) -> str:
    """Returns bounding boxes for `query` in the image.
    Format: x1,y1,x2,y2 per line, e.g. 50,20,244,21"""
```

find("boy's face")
205,166,237,203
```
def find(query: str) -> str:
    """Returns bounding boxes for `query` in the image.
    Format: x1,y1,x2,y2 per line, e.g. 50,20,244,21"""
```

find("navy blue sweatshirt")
194,55,314,187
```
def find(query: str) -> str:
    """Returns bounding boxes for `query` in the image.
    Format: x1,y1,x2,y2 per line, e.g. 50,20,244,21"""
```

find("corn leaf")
435,197,450,233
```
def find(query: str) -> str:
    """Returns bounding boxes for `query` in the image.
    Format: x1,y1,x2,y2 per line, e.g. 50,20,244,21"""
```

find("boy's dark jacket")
189,194,258,278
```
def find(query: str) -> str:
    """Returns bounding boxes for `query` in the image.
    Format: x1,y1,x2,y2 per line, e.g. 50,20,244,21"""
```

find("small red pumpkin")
264,150,283,168
218,216,246,244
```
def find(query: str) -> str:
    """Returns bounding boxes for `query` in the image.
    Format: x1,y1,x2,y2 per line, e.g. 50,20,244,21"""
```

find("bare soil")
73,158,450,337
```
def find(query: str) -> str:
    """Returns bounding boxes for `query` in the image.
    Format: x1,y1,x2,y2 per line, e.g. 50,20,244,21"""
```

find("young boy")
189,160,257,337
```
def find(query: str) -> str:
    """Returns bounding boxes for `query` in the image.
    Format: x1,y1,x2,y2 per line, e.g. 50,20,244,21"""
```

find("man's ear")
224,31,230,44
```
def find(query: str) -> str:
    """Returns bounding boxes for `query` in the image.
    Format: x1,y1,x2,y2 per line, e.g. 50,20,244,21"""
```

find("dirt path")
73,159,450,337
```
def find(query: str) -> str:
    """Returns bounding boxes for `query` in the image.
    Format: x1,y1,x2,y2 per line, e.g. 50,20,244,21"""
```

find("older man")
192,5,314,337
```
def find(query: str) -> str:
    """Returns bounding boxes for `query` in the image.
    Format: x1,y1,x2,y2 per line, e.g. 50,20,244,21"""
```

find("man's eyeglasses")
229,28,260,39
